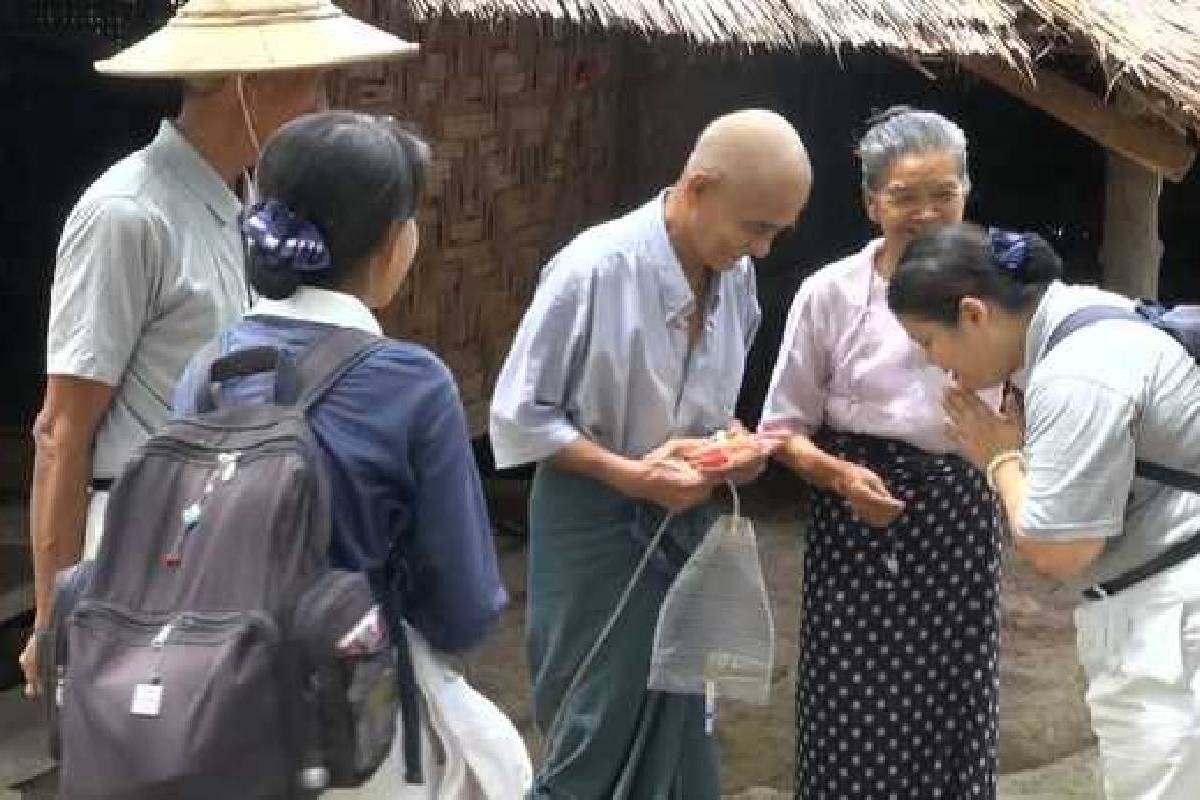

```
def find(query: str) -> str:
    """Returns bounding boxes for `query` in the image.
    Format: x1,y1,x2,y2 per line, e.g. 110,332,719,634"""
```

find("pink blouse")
761,240,1000,455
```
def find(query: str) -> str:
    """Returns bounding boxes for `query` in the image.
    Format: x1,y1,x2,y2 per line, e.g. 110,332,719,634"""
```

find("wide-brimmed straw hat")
95,0,418,77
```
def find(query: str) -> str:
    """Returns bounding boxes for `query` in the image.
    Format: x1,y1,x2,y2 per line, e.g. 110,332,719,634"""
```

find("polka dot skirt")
795,430,1001,799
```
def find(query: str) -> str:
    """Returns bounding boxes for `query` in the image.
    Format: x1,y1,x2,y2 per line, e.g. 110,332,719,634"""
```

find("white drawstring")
236,75,262,157
541,481,739,760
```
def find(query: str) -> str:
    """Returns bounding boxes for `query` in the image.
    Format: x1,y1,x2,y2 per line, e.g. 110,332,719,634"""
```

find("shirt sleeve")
46,195,167,385
172,362,201,414
488,257,594,469
1019,375,1135,539
759,278,830,434
406,362,507,653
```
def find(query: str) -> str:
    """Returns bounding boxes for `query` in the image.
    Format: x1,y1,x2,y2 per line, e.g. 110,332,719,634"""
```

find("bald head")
668,110,812,270
683,109,812,191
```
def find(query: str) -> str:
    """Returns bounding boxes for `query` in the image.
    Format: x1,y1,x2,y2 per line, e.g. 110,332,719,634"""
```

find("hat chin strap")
236,75,262,157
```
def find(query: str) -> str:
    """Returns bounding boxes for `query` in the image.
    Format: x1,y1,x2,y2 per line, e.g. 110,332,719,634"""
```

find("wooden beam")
1101,152,1163,299
960,57,1196,182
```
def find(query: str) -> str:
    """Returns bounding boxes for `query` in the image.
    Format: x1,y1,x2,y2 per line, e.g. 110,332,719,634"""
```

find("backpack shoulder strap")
1135,460,1200,494
1046,306,1200,494
294,327,385,413
1045,305,1146,354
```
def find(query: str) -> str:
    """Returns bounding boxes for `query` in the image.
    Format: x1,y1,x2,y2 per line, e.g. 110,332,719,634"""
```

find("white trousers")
1074,557,1200,800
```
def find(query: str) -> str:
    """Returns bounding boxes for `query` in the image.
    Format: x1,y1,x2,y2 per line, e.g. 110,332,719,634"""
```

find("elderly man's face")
687,170,809,270
243,70,329,144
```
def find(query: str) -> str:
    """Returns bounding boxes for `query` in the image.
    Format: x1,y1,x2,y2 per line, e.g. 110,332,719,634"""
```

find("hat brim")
95,12,418,77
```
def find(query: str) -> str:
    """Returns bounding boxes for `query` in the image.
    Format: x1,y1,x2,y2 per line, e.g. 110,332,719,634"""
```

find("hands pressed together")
941,385,1024,473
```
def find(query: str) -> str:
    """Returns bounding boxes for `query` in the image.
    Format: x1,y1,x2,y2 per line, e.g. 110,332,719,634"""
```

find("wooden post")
1100,153,1164,300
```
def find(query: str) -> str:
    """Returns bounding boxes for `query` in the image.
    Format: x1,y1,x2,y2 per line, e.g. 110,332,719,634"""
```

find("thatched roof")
1022,1,1200,132
411,1,1025,57
406,0,1200,134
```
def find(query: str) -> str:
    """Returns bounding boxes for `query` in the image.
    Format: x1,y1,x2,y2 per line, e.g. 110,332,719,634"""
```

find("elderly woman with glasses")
761,107,1004,799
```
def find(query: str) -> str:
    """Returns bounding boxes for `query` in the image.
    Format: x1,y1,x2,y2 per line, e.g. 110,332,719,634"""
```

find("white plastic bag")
647,488,774,707
325,623,532,799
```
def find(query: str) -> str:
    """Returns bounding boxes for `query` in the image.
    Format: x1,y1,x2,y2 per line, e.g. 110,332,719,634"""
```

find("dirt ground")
0,480,1098,798
466,477,1099,798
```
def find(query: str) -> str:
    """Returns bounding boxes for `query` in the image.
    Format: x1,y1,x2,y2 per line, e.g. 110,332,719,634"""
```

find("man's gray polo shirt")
1019,281,1200,588
47,120,247,479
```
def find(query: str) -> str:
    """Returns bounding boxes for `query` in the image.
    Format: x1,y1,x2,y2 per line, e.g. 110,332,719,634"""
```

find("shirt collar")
247,287,383,335
860,238,888,296
1022,280,1066,371
644,191,723,323
146,119,242,227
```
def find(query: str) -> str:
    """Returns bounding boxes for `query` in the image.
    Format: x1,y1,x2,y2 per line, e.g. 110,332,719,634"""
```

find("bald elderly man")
490,109,812,798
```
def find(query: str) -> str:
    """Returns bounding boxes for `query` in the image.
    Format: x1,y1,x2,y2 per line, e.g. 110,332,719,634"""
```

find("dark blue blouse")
174,315,506,653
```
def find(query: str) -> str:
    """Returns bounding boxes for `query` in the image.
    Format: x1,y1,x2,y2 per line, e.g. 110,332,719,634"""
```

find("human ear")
863,188,880,225
958,296,989,328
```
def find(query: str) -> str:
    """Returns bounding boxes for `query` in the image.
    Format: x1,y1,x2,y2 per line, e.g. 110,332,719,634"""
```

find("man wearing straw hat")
19,0,417,696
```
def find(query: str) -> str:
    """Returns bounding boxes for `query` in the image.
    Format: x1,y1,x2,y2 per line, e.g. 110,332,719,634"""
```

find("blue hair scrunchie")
242,199,332,274
986,227,1030,278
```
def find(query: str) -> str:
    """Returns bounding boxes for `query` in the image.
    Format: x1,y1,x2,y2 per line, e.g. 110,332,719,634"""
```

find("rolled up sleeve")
1019,376,1134,539
489,260,593,469
47,195,164,386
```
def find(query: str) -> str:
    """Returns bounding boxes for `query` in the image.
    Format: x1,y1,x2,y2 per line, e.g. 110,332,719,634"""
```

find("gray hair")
857,106,971,192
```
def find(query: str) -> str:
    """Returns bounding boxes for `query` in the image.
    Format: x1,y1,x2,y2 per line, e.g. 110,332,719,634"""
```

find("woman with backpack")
173,111,520,797
888,221,1200,800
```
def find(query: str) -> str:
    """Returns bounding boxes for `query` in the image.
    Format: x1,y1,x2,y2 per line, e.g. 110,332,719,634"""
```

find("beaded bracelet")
985,450,1025,491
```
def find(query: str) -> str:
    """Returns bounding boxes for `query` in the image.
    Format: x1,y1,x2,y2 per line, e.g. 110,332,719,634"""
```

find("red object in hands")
691,448,730,468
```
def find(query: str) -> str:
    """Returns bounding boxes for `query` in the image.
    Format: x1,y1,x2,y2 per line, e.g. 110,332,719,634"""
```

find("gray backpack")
40,328,414,799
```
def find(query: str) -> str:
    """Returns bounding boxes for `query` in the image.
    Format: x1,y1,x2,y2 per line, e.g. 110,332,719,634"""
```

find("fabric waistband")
811,427,977,488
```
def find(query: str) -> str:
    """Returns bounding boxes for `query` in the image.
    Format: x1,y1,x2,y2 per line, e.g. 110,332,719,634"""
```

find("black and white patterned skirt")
795,429,1002,799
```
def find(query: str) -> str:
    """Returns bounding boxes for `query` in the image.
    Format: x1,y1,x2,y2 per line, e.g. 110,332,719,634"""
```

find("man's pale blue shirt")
490,193,761,469
47,120,247,479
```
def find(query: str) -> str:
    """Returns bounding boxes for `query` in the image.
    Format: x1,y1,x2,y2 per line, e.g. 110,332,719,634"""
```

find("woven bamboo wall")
615,43,788,208
330,6,624,432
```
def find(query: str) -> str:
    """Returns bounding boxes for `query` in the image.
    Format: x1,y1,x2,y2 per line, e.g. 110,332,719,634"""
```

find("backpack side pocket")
40,560,96,761
297,570,399,788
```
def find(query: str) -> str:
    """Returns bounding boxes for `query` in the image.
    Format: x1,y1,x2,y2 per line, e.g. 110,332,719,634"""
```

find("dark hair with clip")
887,222,1062,324
245,111,430,300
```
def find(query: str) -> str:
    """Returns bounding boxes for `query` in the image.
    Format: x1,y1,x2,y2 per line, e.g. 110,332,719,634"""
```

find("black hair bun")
1019,232,1064,284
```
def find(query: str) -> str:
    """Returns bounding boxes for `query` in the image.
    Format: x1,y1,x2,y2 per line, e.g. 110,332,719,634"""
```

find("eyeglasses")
874,184,965,213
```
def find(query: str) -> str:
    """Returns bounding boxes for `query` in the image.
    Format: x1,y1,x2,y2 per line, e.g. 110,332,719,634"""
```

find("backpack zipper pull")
151,622,175,650
218,451,241,482
165,504,202,568
149,620,178,683
131,621,176,718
